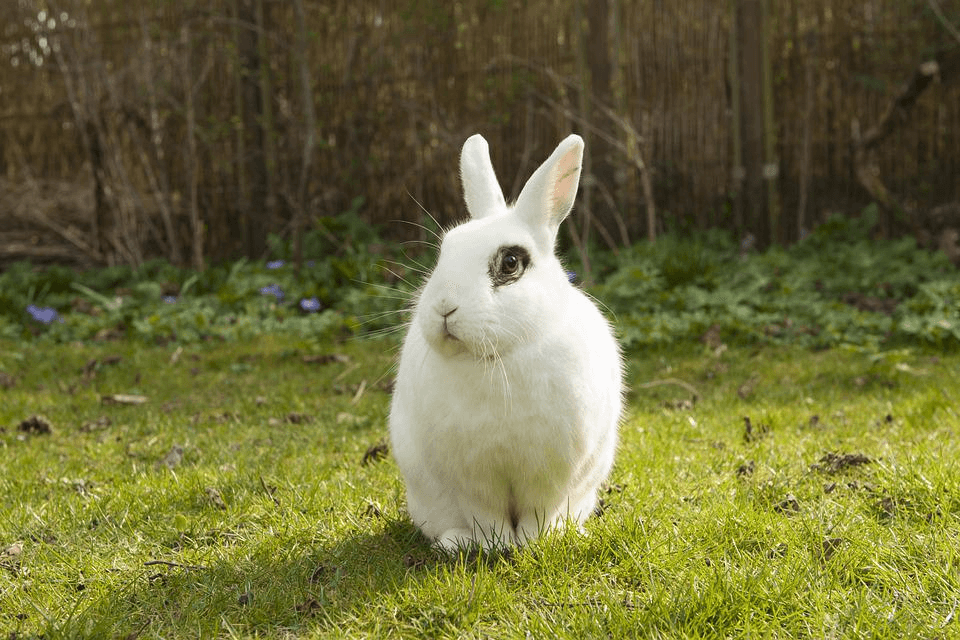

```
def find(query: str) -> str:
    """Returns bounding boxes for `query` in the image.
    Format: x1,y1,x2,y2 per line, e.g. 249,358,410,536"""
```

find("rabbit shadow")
56,516,513,637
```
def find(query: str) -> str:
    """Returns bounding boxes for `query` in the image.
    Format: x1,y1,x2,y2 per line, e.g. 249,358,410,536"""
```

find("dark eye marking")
488,245,531,288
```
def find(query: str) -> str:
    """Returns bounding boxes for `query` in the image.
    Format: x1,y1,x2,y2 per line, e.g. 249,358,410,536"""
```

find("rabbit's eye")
489,245,530,288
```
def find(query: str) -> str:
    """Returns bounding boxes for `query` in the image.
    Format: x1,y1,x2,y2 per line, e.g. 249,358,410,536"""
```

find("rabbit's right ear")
460,134,505,220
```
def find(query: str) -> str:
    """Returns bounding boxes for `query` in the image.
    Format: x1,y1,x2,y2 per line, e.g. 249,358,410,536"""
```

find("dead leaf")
205,487,227,510
296,598,322,617
285,412,314,425
160,445,184,469
877,496,897,519
80,416,112,433
361,441,389,466
17,415,53,435
208,411,238,424
662,398,695,411
102,394,148,405
302,353,350,365
309,564,333,583
1,541,23,573
821,537,845,561
774,494,800,515
812,452,873,474
82,355,122,380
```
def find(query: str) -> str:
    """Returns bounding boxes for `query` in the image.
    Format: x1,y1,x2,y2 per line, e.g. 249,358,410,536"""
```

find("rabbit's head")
414,134,584,360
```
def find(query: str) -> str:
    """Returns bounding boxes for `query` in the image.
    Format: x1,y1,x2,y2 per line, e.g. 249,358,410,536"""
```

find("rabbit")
389,133,622,552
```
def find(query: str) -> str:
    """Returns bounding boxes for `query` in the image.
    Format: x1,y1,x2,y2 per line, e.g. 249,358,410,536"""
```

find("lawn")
1,334,957,638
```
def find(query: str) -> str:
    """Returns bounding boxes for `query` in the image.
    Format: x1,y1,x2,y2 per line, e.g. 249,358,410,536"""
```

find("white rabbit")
389,133,622,552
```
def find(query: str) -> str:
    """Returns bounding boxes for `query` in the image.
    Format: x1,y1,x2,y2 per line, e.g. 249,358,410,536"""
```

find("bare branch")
928,0,960,46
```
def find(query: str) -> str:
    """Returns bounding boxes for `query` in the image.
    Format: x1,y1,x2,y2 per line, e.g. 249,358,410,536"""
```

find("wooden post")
735,0,769,248
181,24,204,272
761,0,780,245
293,0,315,276
236,0,268,259
728,0,744,233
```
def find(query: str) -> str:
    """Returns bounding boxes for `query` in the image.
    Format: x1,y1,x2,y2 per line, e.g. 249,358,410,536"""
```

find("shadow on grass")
50,518,479,637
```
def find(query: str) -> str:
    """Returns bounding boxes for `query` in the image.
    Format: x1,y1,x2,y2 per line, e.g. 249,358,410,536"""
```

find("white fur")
389,134,622,551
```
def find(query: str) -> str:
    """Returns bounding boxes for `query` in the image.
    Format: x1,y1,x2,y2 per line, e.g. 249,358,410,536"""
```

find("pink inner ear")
551,148,580,213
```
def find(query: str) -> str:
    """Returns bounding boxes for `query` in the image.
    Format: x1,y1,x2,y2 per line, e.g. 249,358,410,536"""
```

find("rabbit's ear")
514,134,583,242
460,134,505,220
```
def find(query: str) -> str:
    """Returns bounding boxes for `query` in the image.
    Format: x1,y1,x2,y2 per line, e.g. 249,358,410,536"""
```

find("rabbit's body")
390,134,622,551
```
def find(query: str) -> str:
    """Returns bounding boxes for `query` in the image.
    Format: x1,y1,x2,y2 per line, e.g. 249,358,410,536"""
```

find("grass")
1,334,958,638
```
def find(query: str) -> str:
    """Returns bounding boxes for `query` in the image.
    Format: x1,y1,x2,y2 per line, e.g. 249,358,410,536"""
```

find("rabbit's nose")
434,298,458,318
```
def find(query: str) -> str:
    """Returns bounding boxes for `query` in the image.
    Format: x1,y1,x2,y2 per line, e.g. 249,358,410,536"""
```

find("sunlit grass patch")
0,336,957,638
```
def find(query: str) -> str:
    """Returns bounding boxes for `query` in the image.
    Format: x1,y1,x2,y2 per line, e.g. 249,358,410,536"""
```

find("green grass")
1,335,958,638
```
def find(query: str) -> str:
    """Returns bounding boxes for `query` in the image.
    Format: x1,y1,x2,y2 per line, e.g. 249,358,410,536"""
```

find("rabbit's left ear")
514,134,584,241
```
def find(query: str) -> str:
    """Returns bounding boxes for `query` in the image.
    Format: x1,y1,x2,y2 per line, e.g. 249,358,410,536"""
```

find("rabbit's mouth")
427,322,470,357
441,313,461,342
442,325,460,342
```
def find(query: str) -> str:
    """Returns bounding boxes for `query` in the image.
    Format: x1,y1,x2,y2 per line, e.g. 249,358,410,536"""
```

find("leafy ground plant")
0,210,413,346
597,208,960,349
5,205,960,353
1,335,958,638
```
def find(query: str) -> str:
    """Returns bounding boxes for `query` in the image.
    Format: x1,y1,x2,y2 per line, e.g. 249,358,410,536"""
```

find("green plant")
594,207,960,350
0,200,419,345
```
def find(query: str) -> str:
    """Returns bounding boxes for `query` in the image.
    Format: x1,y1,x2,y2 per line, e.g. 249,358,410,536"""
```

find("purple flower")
266,260,285,270
162,295,177,304
26,304,61,324
259,284,284,301
299,297,321,313
567,271,577,283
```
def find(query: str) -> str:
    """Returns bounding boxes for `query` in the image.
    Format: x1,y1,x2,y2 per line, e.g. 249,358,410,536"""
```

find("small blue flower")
266,260,285,270
306,260,316,267
567,271,577,283
26,304,61,324
259,284,285,301
162,295,177,304
299,297,321,313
